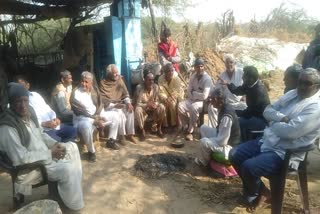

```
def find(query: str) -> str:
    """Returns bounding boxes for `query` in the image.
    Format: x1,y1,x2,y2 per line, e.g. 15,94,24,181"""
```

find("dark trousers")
45,123,77,142
239,116,267,142
229,139,283,201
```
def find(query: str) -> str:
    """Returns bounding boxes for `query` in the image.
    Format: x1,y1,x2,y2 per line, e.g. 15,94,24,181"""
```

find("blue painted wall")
93,0,142,92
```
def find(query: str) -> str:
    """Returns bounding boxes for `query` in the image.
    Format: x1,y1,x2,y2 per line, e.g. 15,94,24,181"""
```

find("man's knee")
228,147,238,164
78,120,92,128
199,125,207,137
178,101,184,112
208,105,218,116
126,110,134,118
59,163,74,180
166,100,176,111
240,159,258,177
77,121,93,136
158,103,166,113
199,137,211,149
135,106,143,115
111,118,120,128
179,100,191,111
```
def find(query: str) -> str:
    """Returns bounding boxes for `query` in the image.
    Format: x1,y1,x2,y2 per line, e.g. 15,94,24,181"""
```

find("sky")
180,0,319,23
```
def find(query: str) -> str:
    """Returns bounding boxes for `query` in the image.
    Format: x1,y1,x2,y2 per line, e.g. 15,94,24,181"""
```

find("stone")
14,199,62,214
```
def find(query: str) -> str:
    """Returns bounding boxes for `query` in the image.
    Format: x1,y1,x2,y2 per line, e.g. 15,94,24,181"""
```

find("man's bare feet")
157,129,165,138
185,133,193,141
126,135,137,144
139,129,146,141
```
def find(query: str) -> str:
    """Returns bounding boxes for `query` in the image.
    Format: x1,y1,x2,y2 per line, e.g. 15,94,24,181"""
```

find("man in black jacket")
302,23,320,70
223,66,270,142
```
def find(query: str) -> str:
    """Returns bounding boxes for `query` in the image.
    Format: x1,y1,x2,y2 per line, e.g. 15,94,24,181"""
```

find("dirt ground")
0,71,320,214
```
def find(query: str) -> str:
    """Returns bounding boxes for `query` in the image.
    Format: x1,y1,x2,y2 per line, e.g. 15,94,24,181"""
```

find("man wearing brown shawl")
99,64,136,144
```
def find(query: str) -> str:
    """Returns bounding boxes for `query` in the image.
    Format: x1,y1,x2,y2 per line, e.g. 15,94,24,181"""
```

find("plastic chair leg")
297,164,310,213
270,176,286,214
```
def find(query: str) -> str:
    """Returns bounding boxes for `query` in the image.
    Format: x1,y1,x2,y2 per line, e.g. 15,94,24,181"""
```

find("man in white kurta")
28,91,76,142
208,55,246,127
196,89,241,166
0,83,84,211
71,71,120,156
15,75,76,142
178,58,214,140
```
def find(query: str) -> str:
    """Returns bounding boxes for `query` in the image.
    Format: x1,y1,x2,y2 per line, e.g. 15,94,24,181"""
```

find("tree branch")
0,17,47,25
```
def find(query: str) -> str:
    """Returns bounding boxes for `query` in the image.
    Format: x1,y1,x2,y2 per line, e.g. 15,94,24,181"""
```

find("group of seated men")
5,55,302,164
194,59,320,210
1,52,319,212
178,54,271,143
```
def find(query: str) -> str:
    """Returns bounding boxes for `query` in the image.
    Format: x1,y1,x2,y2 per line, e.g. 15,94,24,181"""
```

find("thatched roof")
0,0,114,23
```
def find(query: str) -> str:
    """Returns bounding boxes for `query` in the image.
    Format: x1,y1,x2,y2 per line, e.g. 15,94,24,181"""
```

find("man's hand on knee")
51,143,66,160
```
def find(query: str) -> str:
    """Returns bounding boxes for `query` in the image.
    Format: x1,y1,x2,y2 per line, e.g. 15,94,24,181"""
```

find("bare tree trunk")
147,0,158,44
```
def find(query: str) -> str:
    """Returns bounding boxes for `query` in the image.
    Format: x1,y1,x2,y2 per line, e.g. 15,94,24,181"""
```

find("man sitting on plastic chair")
229,68,320,211
0,83,84,211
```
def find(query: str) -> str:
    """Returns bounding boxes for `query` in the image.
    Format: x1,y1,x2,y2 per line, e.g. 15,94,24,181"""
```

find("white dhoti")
109,107,135,136
46,142,84,210
199,125,232,165
178,99,203,130
99,109,120,139
16,142,84,210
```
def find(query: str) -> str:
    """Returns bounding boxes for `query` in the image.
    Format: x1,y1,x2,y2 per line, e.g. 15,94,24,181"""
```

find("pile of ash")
134,153,186,178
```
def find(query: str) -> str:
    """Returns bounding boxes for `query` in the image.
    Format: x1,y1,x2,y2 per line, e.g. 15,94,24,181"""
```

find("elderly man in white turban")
0,83,84,211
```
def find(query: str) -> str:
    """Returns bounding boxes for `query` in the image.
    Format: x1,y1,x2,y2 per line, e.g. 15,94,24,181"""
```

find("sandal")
244,189,271,213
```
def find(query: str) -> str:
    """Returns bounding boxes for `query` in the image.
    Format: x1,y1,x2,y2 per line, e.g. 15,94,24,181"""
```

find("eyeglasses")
298,80,316,87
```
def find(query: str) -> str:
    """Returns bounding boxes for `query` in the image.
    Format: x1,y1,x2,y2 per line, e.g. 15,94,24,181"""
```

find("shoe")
126,135,137,144
88,152,96,162
185,133,193,141
194,157,205,166
106,139,120,150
